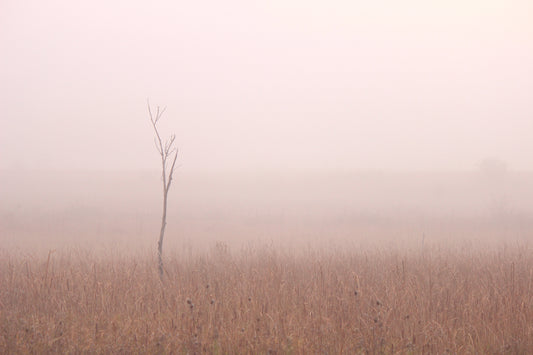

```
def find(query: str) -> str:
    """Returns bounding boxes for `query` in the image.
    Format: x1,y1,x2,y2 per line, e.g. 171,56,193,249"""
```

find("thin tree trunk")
157,190,168,277
148,101,178,280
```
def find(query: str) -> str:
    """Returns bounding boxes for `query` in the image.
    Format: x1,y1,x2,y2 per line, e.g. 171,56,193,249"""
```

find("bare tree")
148,101,178,278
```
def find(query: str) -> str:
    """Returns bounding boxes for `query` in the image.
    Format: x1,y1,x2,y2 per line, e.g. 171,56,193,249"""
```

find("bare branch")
168,134,176,147
164,141,171,156
166,149,179,191
148,102,165,160
170,148,179,173
147,99,154,122
168,147,177,156
154,138,162,155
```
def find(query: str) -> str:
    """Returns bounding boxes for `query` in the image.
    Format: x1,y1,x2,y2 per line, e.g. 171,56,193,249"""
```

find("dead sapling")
148,101,179,278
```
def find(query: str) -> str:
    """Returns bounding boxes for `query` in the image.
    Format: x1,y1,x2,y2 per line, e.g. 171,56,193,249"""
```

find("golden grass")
1,244,533,354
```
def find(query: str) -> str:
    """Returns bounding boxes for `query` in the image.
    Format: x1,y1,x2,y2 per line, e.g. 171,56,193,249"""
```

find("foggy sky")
1,0,532,172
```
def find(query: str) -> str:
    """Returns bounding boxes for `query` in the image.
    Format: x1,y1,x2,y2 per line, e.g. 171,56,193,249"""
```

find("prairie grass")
1,244,533,354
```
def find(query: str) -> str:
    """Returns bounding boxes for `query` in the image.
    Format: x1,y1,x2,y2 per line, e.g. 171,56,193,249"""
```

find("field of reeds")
2,243,533,354
2,171,533,353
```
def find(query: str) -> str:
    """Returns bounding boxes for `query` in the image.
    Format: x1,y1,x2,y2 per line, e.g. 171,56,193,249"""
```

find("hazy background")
1,0,532,172
1,0,532,251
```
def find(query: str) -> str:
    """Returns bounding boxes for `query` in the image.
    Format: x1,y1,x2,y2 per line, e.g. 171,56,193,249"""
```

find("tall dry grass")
1,244,533,354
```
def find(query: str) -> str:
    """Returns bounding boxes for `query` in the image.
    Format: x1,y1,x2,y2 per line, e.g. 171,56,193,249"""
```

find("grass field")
2,243,533,354
2,171,533,353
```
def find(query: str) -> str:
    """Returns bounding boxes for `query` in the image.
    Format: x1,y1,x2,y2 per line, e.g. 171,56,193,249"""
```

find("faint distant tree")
148,101,179,278
479,158,507,184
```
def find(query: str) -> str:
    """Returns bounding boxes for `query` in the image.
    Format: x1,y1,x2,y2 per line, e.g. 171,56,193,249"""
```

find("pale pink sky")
1,0,532,172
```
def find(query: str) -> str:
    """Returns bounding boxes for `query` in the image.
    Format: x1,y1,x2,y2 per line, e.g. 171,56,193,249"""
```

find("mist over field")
1,168,532,252
2,0,533,352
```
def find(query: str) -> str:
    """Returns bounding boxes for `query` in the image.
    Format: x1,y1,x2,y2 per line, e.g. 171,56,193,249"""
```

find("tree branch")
166,148,179,191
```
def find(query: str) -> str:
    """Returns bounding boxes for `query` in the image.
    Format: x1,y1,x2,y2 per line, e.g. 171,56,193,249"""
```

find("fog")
2,0,532,172
2,169,532,252
1,0,532,251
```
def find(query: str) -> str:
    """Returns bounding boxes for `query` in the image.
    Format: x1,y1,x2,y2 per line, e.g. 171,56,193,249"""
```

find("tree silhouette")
148,101,178,278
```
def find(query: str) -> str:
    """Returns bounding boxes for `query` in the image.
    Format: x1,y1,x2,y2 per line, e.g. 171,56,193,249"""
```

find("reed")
1,244,532,353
